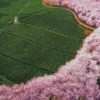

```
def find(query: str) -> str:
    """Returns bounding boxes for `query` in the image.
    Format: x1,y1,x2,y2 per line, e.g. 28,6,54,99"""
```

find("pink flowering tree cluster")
42,0,60,6
43,0,100,27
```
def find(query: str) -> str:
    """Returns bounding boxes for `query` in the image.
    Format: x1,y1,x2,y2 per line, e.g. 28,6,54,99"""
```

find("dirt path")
64,8,95,31
42,2,96,36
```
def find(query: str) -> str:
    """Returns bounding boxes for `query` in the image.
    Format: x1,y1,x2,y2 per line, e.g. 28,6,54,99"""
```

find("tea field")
0,0,86,85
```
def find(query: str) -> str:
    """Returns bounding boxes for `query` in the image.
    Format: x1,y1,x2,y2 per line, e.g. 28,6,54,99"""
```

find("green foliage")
0,75,13,86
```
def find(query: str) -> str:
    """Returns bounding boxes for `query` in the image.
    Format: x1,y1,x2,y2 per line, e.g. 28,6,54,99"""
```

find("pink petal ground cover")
1,0,100,100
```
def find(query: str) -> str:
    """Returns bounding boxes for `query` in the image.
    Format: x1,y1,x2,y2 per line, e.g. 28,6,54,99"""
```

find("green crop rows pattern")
0,0,86,85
